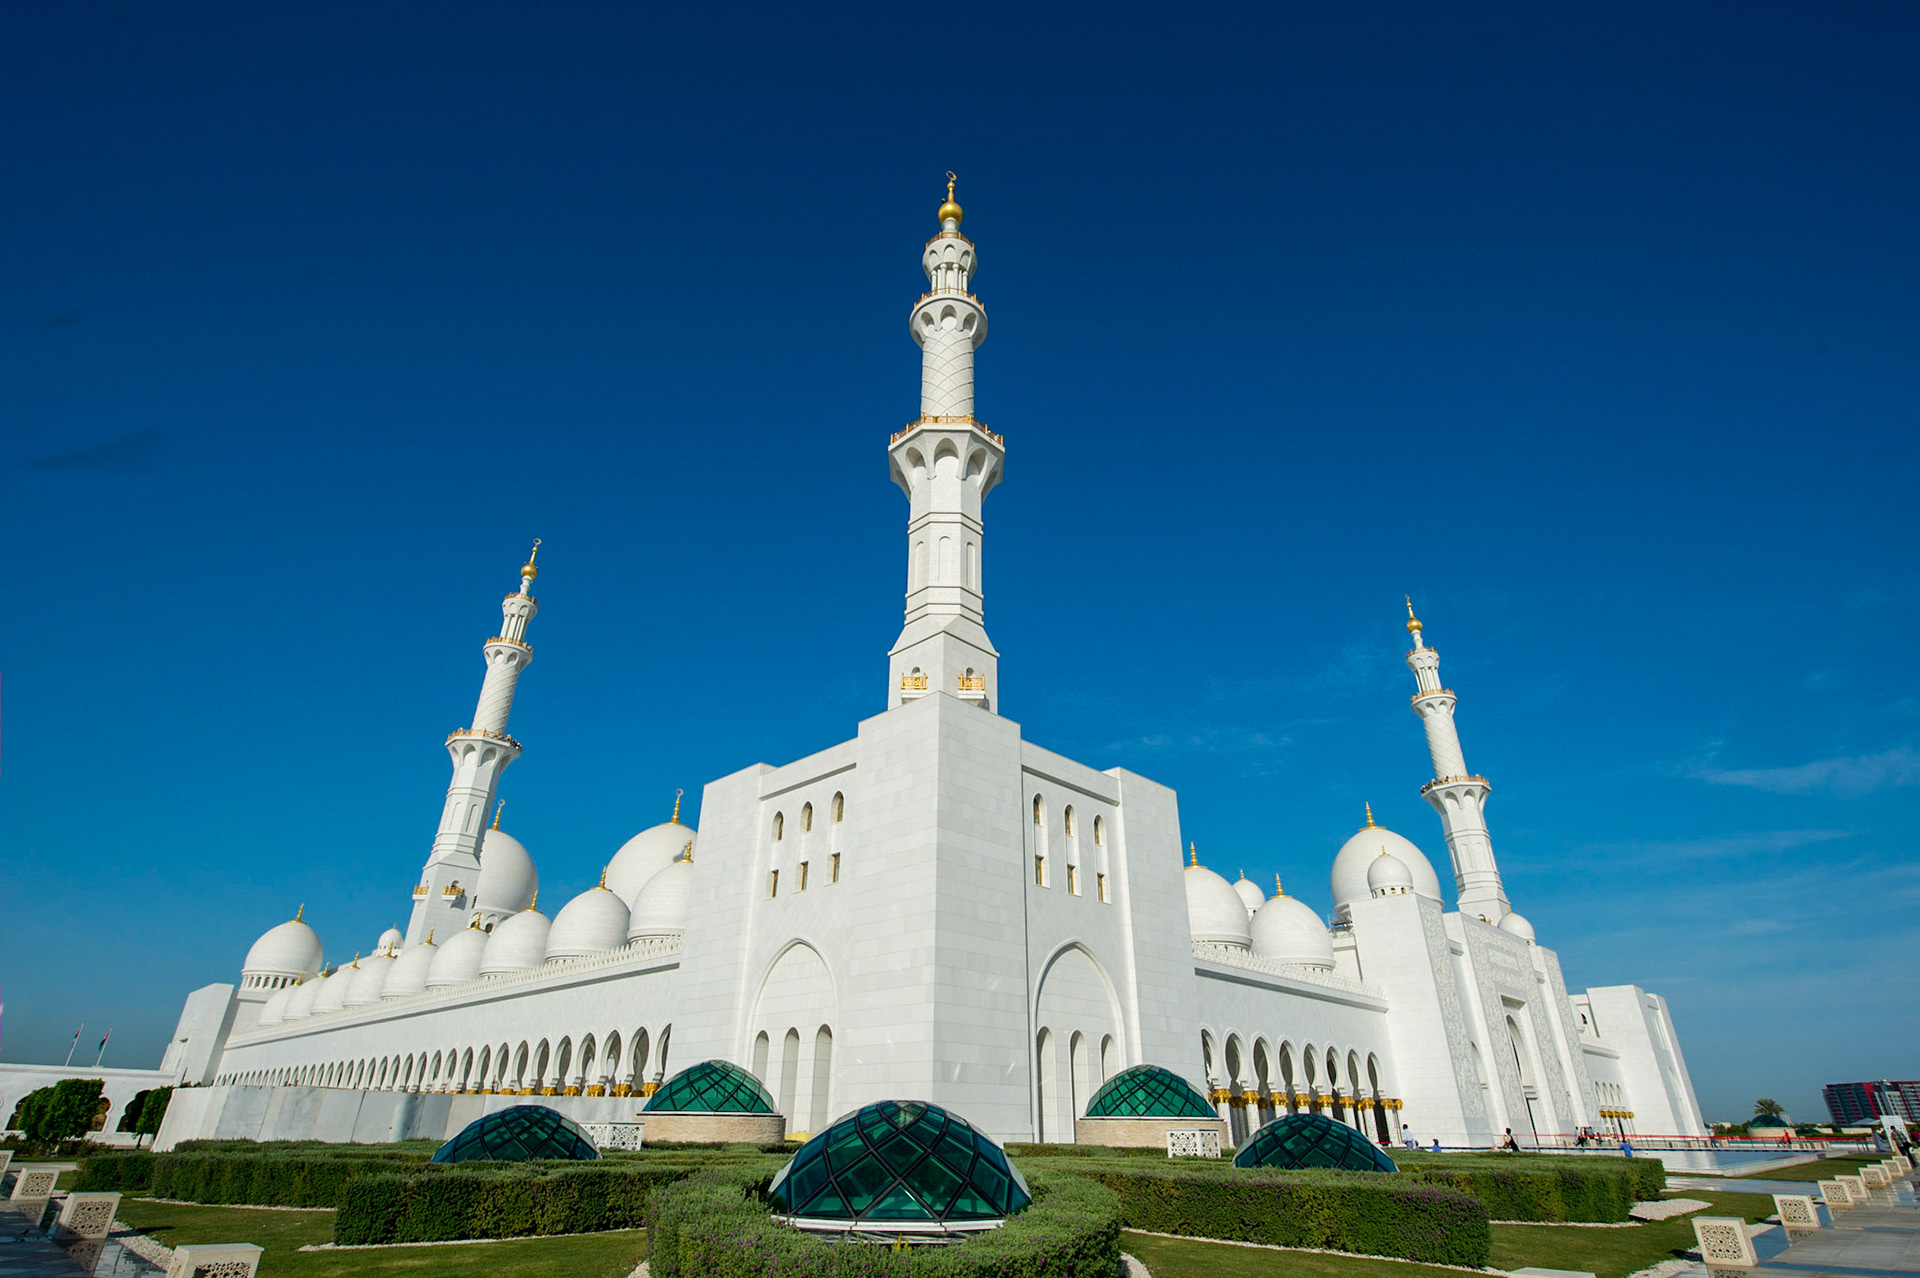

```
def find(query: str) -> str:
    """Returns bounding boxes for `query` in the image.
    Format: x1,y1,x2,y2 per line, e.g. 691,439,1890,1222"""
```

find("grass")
1735,1153,1887,1182
112,1200,647,1278
1122,1232,1463,1276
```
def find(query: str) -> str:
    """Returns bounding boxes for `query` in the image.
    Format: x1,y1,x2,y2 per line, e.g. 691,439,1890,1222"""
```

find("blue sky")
2,2,1914,1124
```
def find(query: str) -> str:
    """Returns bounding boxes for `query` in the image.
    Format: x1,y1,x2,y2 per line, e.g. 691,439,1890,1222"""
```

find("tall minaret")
406,542,542,943
1403,597,1510,923
886,174,1004,711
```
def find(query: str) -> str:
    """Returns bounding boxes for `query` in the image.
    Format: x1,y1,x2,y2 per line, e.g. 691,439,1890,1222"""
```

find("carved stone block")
1817,1178,1853,1209
1692,1216,1757,1272
57,1192,122,1239
164,1242,264,1278
1165,1128,1222,1158
1772,1193,1819,1235
10,1167,58,1200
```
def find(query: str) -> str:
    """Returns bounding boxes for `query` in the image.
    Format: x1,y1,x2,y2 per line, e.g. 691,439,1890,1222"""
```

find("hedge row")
1392,1151,1666,1217
646,1166,1122,1278
72,1150,157,1192
1033,1159,1489,1266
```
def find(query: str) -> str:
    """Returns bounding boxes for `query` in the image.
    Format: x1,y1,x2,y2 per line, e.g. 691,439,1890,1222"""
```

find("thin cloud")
26,429,166,474
1691,746,1920,797
1573,828,1852,863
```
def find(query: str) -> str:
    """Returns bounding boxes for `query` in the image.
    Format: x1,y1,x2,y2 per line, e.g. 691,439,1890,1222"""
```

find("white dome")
1367,850,1415,896
476,829,539,915
243,916,324,982
375,927,404,957
311,965,354,1014
382,940,437,999
546,886,632,960
1498,910,1536,943
1185,862,1253,947
282,976,322,1020
1250,891,1335,968
1331,819,1444,916
343,954,394,1007
604,821,696,909
257,985,293,1026
428,926,490,987
627,859,693,941
1231,874,1267,917
480,907,552,975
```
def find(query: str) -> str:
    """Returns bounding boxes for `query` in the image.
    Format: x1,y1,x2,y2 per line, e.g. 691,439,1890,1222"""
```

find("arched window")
1064,806,1075,838
832,792,844,823
802,802,813,833
773,812,784,842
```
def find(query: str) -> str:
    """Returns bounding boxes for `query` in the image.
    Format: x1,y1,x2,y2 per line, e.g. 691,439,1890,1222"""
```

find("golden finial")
683,838,694,863
599,866,608,889
295,903,305,922
492,800,504,831
424,928,435,945
937,171,963,226
350,952,359,968
1404,595,1423,635
1275,874,1285,897
529,890,538,911
1364,802,1376,829
468,915,481,929
670,789,683,824
521,537,542,581
1189,842,1200,867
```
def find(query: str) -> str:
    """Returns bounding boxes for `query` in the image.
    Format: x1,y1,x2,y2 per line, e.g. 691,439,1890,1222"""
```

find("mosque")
151,181,1706,1151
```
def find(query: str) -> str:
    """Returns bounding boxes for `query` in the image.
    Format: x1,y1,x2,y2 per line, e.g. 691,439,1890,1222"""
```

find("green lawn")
1123,1232,1463,1276
1736,1153,1886,1182
112,1200,648,1278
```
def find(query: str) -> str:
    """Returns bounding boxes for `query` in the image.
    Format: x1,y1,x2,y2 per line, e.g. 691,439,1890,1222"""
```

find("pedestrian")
1621,1137,1634,1161
1431,1137,1441,1152
1402,1124,1418,1149
1501,1127,1519,1152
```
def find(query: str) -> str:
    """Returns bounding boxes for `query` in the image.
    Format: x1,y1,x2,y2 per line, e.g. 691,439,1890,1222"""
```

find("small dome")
1083,1065,1216,1119
604,821,696,909
1368,850,1415,896
428,925,490,988
243,916,324,982
627,860,693,941
1186,863,1253,947
256,985,293,1026
480,907,551,975
1498,910,1536,943
1749,1112,1793,1129
343,953,394,1006
432,1105,599,1164
1250,892,1335,969
546,886,631,960
643,1060,778,1114
768,1101,1030,1229
375,927,405,956
312,964,354,1014
1234,1113,1399,1172
382,939,437,999
476,829,538,915
1232,874,1267,917
282,975,322,1020
1331,819,1444,916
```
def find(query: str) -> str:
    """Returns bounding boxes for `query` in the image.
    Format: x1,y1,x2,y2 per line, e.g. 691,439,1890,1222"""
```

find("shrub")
73,1150,157,1193
10,1079,105,1145
149,1152,407,1207
646,1165,1122,1278
1391,1151,1665,1220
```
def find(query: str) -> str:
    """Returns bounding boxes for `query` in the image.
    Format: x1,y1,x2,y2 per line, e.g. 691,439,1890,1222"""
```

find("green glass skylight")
768,1100,1032,1231
432,1104,599,1163
1082,1064,1216,1119
1232,1112,1397,1172
642,1059,778,1113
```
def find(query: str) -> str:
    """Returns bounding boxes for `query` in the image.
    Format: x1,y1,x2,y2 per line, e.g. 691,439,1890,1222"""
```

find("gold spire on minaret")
937,171,963,226
1404,594,1423,635
670,789,683,824
492,800,505,831
521,538,542,582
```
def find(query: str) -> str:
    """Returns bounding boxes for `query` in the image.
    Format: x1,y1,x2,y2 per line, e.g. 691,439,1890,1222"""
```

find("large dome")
343,954,394,1006
382,939,437,999
546,885,631,960
1185,861,1252,947
1250,890,1335,969
1231,874,1267,917
767,1100,1032,1230
476,829,538,915
1083,1065,1216,1119
604,820,696,909
242,915,323,983
1331,817,1444,915
428,925,490,987
480,907,551,975
626,860,692,941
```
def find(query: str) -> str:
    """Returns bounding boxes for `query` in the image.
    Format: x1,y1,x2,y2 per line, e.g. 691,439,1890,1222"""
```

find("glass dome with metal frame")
1232,1112,1398,1172
768,1100,1031,1238
431,1104,600,1163
642,1059,779,1113
1081,1064,1216,1119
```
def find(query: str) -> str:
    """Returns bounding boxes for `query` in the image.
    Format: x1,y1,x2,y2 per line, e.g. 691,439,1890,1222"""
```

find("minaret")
1403,597,1510,923
406,542,542,943
886,174,1005,711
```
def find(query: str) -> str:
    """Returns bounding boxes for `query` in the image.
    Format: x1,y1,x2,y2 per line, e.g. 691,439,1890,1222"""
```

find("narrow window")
1033,795,1043,825
833,792,844,823
1067,864,1078,895
773,812,784,841
1097,872,1108,902
1035,854,1046,887
1064,806,1075,838
830,852,841,883
798,861,809,891
802,802,813,833
1094,815,1104,846
769,869,779,898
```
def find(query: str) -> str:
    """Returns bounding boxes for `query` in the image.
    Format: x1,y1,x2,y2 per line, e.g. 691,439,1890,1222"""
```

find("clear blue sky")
2,2,1913,1125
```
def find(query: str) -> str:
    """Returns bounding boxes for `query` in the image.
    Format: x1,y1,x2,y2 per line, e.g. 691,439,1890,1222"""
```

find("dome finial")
491,800,504,831
350,951,359,968
683,837,694,864
1364,802,1375,829
937,171,963,226
670,788,683,824
295,902,305,922
1275,874,1285,897
599,866,608,889
1404,594,1423,635
529,890,538,911
1189,841,1200,867
520,538,542,582
424,928,434,945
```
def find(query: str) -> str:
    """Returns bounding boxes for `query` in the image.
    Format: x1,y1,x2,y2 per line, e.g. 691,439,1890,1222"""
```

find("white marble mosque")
148,180,1706,1151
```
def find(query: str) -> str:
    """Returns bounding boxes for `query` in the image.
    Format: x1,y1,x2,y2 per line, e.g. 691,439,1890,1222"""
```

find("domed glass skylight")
768,1100,1031,1233
432,1104,599,1163
1082,1064,1216,1119
1232,1112,1397,1172
642,1059,778,1113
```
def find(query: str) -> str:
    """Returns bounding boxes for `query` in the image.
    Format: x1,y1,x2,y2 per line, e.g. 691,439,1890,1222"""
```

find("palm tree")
1755,1098,1786,1118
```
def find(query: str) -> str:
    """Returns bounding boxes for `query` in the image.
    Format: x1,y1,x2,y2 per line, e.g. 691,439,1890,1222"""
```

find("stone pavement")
1656,1173,1920,1278
0,1202,160,1278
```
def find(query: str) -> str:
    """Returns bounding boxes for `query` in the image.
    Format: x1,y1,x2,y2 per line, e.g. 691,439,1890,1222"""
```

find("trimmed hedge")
1061,1161,1487,1266
646,1165,1122,1278
73,1150,157,1192
1392,1152,1666,1220
151,1152,399,1207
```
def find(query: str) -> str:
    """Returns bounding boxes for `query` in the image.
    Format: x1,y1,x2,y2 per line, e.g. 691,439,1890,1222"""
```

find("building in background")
1825,1080,1920,1127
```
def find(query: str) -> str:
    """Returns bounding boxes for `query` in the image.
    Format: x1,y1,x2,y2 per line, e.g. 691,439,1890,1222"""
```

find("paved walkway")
1654,1174,1920,1278
0,1203,160,1278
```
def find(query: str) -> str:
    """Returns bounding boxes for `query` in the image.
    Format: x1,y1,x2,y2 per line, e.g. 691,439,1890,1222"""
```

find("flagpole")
93,1030,111,1068
63,1023,83,1067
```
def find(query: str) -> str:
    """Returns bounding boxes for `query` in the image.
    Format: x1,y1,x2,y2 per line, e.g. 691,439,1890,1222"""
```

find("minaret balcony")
899,673,930,699
411,884,429,899
446,727,522,750
1420,774,1490,795
484,636,532,653
890,415,1003,447
957,675,987,702
1410,688,1456,705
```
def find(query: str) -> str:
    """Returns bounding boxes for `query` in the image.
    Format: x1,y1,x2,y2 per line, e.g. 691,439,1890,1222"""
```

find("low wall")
1075,1116,1228,1149
156,1085,658,1150
639,1112,785,1144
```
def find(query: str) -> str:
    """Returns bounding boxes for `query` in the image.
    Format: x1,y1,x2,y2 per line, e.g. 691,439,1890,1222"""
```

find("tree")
1755,1098,1786,1118
134,1087,173,1147
13,1079,104,1145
